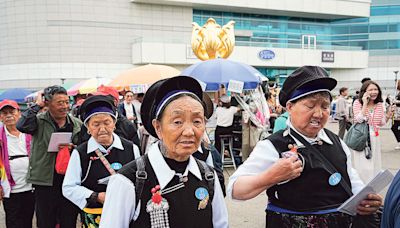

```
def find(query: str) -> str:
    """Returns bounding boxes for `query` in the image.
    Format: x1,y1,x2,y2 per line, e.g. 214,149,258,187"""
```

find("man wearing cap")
17,85,82,228
0,100,34,228
228,66,382,227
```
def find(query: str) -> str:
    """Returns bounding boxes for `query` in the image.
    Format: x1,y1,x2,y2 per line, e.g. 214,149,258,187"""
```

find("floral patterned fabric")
266,210,353,228
82,211,101,228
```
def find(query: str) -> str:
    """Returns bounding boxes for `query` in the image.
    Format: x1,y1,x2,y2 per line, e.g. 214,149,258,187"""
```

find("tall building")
1,0,398,95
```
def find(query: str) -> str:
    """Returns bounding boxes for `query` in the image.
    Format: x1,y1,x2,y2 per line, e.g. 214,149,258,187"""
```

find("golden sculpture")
191,18,235,61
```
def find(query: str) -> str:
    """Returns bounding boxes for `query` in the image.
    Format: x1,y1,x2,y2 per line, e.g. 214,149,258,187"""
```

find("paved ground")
0,122,398,227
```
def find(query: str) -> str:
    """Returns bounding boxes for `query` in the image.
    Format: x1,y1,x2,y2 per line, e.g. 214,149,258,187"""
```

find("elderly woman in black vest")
228,66,382,227
100,76,228,228
62,95,140,227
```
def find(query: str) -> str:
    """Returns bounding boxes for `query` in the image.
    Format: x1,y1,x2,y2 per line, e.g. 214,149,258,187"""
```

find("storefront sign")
258,50,275,60
322,51,335,63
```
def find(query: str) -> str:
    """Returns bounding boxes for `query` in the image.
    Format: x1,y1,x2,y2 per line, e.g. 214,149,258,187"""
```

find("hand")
36,90,45,108
362,92,370,104
128,116,136,121
0,186,4,201
357,193,382,215
264,155,303,184
58,143,75,151
97,192,106,204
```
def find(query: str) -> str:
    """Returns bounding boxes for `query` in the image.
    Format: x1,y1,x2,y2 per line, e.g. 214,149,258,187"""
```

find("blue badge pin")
195,187,209,200
111,162,122,170
329,172,342,186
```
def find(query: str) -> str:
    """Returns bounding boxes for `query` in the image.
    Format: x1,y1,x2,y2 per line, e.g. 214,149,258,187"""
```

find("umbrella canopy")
67,77,112,96
0,88,32,103
182,58,262,91
109,64,180,91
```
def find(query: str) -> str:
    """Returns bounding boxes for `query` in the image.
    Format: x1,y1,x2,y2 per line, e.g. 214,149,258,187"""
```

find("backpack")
131,155,215,215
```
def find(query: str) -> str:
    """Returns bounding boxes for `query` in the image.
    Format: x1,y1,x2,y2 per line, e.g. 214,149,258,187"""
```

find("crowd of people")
0,65,398,227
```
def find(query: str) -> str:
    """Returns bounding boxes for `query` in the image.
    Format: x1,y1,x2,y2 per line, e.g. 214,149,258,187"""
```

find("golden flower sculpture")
191,18,235,61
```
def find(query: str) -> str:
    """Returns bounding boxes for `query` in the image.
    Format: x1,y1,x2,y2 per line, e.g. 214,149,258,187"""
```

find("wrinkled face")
287,93,330,138
0,107,20,127
125,92,134,103
87,114,116,146
153,96,205,160
366,83,379,102
47,94,70,120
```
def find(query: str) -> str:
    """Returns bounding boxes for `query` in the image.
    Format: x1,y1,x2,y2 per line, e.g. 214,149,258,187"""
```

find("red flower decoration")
151,193,162,204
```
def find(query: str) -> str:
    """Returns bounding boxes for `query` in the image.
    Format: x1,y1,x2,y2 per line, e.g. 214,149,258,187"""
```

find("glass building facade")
193,0,400,81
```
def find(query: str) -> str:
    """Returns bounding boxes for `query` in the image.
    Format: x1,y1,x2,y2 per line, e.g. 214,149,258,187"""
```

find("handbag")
344,122,369,151
55,146,71,175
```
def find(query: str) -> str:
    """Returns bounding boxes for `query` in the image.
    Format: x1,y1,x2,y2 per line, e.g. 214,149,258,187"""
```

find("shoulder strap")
290,129,353,197
94,149,116,175
135,155,147,207
195,158,215,201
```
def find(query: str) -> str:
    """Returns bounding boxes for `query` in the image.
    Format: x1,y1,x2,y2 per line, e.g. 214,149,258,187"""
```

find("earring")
87,130,91,135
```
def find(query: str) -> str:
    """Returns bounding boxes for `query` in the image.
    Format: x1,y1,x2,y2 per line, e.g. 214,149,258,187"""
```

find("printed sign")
130,84,149,94
227,80,244,94
322,51,335,63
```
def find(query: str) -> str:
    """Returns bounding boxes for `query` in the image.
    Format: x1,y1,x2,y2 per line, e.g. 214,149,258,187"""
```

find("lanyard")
94,149,116,175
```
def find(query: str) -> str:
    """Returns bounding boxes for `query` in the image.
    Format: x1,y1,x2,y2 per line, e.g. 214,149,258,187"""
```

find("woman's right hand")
263,155,303,185
362,92,370,104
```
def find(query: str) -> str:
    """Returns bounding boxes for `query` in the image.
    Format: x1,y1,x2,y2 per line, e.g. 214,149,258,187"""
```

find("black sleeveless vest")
119,155,214,228
266,129,352,212
77,137,136,208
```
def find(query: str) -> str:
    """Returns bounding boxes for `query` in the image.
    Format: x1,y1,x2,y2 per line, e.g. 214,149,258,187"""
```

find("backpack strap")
195,158,215,202
134,155,148,208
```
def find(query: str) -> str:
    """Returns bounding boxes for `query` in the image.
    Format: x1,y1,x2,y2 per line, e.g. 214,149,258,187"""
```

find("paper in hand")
47,132,72,152
338,169,394,215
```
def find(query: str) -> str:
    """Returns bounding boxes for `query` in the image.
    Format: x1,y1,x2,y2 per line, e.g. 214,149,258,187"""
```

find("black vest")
77,137,136,208
119,155,214,228
266,129,352,212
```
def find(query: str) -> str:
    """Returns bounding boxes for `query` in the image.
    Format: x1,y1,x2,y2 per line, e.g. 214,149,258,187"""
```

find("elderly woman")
62,95,140,227
228,66,382,227
99,76,228,228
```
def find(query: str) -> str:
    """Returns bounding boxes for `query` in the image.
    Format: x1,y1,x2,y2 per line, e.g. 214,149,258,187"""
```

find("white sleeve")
133,144,141,159
62,149,94,209
227,140,280,200
100,174,137,228
211,170,229,228
340,139,365,194
205,152,214,168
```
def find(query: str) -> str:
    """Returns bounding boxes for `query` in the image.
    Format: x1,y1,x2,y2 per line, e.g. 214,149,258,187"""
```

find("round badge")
195,187,209,200
111,162,122,170
329,172,342,186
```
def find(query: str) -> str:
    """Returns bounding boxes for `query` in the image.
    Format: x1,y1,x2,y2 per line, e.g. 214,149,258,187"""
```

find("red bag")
55,146,71,175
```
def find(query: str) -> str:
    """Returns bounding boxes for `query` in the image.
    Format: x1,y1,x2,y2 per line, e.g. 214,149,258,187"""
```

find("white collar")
87,133,123,154
197,145,203,154
285,121,333,147
147,142,202,189
4,126,20,139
